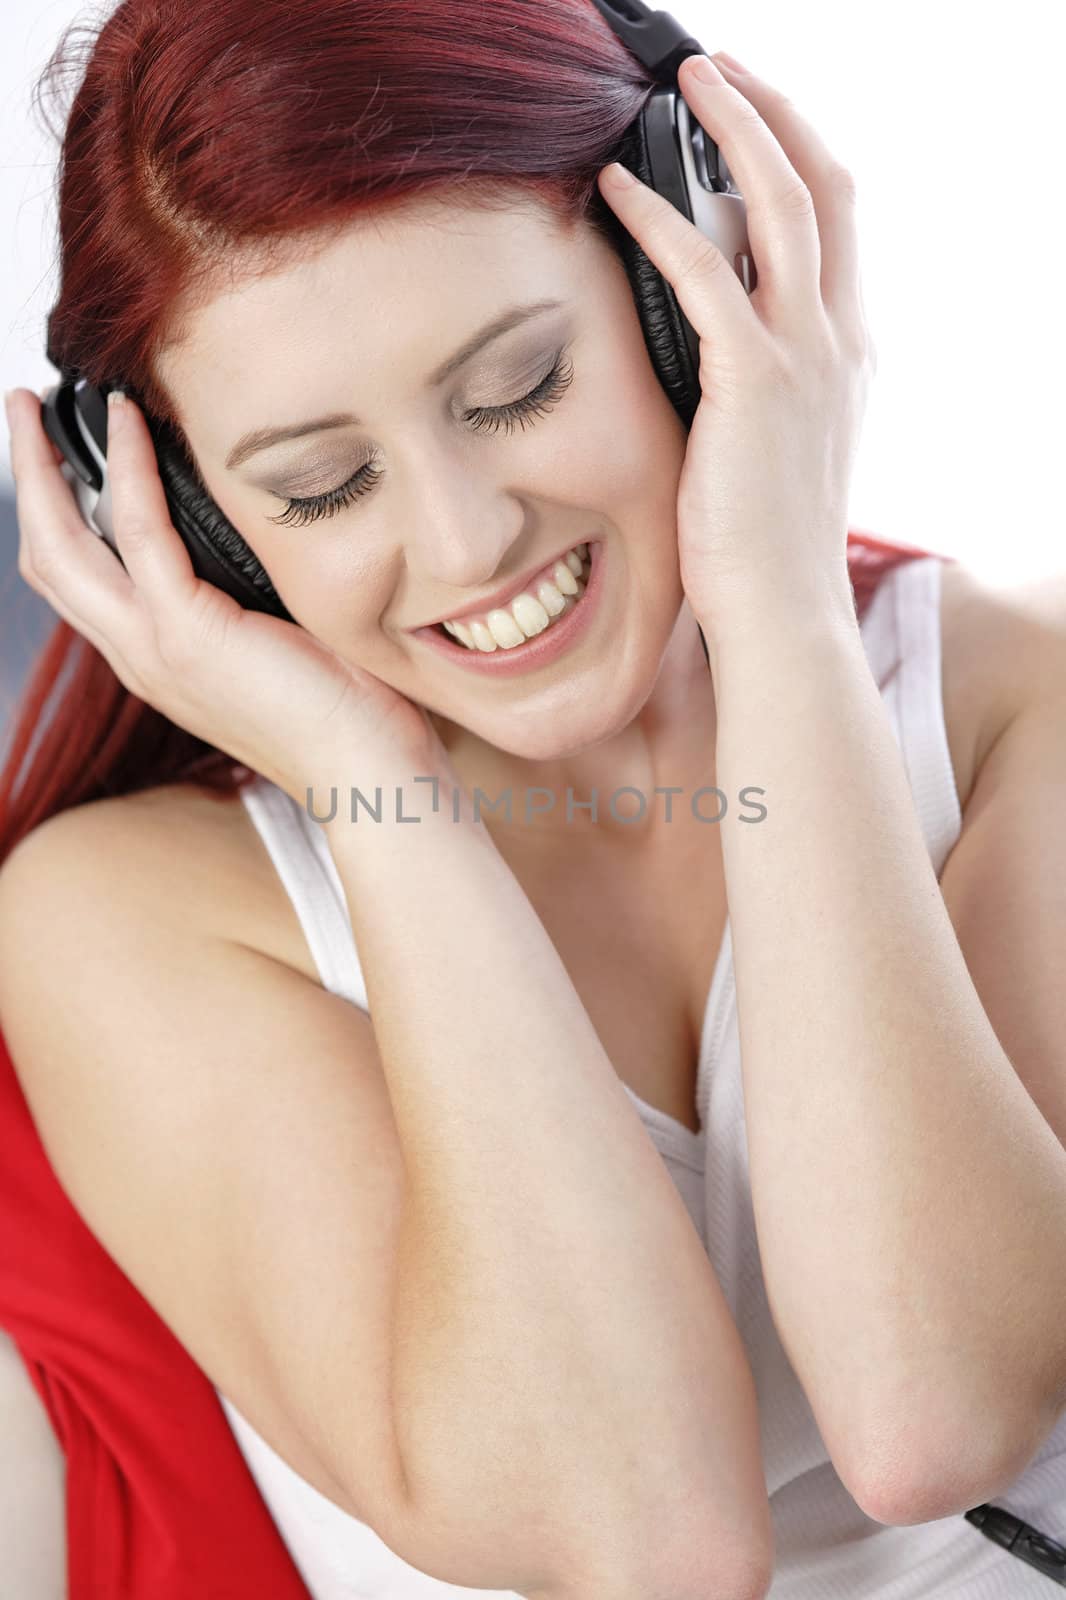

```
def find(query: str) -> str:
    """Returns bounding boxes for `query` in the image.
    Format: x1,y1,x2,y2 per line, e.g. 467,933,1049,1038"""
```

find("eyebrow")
224,297,567,471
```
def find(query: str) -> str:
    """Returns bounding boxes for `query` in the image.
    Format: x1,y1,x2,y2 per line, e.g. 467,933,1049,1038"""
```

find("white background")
1,0,1063,591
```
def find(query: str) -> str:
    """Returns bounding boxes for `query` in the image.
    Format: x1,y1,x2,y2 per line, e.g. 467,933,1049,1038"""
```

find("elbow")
837,1393,1049,1529
395,1463,775,1599
534,1472,775,1600
846,1460,994,1530
605,1494,776,1600
664,1535,776,1600
709,1546,776,1600
559,1535,775,1600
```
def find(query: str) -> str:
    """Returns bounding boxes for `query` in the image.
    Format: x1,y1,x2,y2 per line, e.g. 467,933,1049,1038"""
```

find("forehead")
155,197,589,412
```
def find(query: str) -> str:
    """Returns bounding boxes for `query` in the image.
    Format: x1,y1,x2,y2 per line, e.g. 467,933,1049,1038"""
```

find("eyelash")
268,352,577,529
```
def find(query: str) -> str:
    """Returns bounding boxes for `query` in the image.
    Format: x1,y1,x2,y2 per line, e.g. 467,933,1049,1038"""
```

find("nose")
399,435,529,594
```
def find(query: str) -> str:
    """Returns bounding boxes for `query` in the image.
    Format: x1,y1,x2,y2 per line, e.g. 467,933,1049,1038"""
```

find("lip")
408,538,594,630
410,539,605,677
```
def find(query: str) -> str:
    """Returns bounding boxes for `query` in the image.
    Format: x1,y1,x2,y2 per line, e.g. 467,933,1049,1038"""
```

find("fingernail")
3,390,15,424
686,54,725,84
107,387,127,432
713,51,750,74
603,162,638,191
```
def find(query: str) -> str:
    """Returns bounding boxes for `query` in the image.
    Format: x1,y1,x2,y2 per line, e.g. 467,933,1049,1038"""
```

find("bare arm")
323,760,773,1599
701,593,1066,1527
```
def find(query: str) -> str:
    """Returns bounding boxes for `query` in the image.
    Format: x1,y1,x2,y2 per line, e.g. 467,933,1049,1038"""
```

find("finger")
103,389,205,611
711,53,864,339
675,52,822,327
35,386,67,468
7,387,138,639
596,161,758,358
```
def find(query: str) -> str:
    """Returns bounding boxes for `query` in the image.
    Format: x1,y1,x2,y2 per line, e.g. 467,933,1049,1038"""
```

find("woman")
2,1,1066,1596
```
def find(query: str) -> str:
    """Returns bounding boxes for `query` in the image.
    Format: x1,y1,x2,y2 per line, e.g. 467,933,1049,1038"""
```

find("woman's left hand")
597,51,875,639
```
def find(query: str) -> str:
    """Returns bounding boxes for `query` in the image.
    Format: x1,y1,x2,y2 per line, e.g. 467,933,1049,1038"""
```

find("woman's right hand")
5,386,446,808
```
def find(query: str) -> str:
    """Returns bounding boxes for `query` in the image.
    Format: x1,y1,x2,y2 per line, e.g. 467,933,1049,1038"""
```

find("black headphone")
39,0,753,644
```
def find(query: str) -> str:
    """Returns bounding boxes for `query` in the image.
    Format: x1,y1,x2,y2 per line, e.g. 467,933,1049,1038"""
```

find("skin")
151,194,719,841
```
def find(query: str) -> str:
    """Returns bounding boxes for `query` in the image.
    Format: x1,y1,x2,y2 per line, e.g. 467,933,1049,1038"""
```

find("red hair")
0,0,951,869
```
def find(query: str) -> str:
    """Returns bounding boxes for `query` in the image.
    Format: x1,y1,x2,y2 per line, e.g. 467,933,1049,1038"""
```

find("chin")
472,631,679,765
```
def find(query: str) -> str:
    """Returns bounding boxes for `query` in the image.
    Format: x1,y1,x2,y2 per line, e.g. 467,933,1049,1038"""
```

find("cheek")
205,479,395,638
555,363,687,525
274,541,395,642
612,356,690,482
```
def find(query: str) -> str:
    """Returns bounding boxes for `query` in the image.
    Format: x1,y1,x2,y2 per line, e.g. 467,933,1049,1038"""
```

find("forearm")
323,767,771,1594
703,591,1066,1507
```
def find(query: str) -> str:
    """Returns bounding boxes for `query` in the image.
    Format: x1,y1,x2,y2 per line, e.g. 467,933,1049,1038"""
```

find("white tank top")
218,555,1066,1597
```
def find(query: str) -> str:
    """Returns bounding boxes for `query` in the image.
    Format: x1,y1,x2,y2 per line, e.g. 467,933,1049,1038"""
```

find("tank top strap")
237,777,369,1010
858,553,963,877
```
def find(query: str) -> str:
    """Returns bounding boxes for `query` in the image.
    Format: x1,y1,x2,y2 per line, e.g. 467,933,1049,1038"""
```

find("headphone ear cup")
143,413,297,622
603,114,702,432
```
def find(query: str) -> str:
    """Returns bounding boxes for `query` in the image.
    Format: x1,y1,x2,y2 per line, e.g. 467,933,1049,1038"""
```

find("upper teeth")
441,543,591,651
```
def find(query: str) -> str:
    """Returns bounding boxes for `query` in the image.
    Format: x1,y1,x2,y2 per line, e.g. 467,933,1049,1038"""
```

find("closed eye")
267,352,576,529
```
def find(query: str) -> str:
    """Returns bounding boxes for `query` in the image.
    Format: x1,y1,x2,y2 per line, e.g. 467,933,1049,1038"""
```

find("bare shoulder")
938,557,1066,812
2,779,318,982
0,777,414,1537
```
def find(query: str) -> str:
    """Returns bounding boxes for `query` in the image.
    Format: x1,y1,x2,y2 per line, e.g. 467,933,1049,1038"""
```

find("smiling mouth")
429,541,592,652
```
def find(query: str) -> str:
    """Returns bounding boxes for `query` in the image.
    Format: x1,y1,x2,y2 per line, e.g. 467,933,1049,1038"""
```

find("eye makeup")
266,350,576,530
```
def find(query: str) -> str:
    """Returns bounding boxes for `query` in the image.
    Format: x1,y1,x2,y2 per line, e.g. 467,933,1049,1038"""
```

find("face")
154,193,700,807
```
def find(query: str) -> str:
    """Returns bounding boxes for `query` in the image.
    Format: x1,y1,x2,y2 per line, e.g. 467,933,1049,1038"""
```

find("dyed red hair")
0,4,948,1590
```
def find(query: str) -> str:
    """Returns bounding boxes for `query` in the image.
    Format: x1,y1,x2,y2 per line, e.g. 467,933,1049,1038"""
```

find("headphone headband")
586,0,703,81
